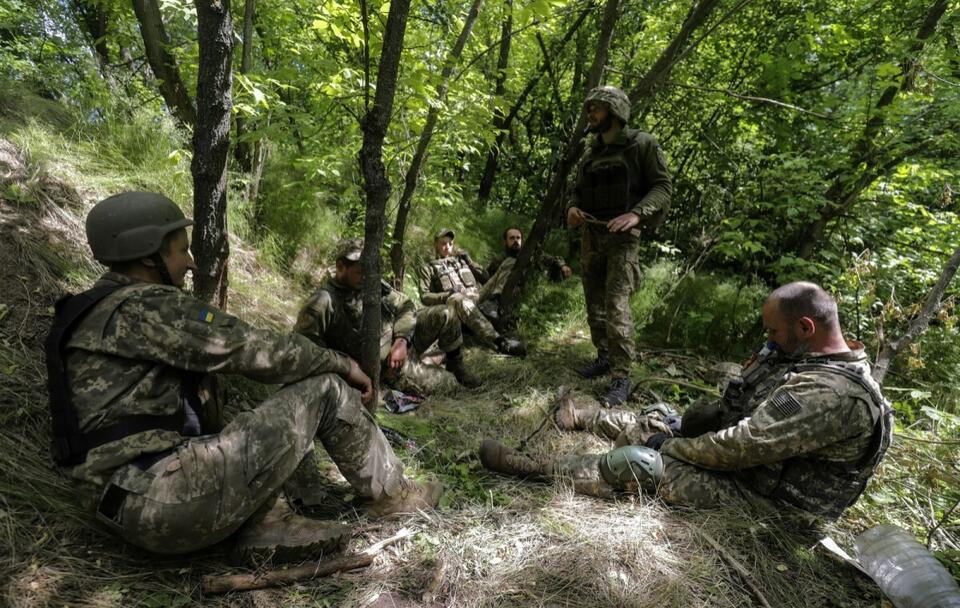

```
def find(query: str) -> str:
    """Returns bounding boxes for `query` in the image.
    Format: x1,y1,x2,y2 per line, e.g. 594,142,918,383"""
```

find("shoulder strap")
791,359,894,470
45,285,186,467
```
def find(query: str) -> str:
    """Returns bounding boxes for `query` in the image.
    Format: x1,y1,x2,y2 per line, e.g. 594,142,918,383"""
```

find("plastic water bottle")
855,524,960,608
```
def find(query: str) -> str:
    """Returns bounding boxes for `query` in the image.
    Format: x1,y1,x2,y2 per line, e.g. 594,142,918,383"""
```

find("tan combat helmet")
584,85,631,124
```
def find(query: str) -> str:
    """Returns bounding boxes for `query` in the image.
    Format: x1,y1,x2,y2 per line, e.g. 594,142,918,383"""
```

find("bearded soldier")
567,85,672,406
480,283,893,523
47,192,442,563
296,238,482,393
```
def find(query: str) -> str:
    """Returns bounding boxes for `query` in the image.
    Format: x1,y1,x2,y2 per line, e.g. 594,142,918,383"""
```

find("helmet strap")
150,252,175,287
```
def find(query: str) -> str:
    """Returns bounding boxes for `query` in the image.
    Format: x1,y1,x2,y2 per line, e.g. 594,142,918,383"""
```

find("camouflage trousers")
580,227,642,378
478,257,514,302
383,305,460,395
548,451,761,511
107,374,405,554
446,292,500,345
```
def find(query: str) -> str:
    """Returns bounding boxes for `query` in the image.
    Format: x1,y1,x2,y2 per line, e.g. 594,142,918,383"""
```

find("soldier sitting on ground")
480,282,893,523
476,227,573,327
47,192,442,564
295,237,482,393
419,228,526,357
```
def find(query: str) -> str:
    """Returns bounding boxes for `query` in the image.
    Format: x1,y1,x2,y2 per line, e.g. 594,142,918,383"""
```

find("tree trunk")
873,242,960,384
234,0,255,175
131,0,197,128
71,0,111,74
358,0,412,395
498,0,622,318
476,0,514,203
795,0,949,259
388,0,486,287
191,0,234,307
477,5,592,203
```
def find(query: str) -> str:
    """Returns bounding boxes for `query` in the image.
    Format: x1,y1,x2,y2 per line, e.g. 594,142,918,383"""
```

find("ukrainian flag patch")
197,308,215,323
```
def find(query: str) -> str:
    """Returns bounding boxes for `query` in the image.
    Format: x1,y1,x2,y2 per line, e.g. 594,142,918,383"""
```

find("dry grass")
0,135,894,607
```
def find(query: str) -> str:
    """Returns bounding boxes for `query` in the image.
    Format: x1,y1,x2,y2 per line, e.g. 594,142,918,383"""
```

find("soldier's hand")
567,207,585,228
387,338,408,370
607,211,640,233
345,359,374,407
560,264,573,279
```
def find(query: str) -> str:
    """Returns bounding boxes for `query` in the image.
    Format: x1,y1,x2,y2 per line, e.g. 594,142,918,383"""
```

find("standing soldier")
296,238,482,394
419,229,526,357
567,85,672,406
47,193,442,563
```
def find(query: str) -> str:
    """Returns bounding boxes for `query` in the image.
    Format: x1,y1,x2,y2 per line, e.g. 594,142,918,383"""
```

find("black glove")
645,432,671,451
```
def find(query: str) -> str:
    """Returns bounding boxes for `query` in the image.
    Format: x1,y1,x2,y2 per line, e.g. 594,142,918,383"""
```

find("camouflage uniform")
295,276,459,395
419,254,501,345
545,344,893,520
486,251,569,285
64,272,405,554
569,127,672,378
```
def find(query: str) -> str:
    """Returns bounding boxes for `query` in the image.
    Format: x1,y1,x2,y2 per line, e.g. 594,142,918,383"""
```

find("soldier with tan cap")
46,192,442,564
419,228,527,357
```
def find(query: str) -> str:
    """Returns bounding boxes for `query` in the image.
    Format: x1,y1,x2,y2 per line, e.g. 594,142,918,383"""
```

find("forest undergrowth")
1,97,956,608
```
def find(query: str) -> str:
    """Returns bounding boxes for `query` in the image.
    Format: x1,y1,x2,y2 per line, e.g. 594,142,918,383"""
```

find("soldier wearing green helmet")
45,192,442,564
567,85,673,407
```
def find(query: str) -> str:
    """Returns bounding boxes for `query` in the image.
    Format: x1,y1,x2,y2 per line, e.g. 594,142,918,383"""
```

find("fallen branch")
635,376,720,396
873,240,960,384
517,386,570,452
201,528,417,595
695,528,773,608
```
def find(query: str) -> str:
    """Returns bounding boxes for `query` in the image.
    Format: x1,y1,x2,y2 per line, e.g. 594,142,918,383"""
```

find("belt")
96,449,174,521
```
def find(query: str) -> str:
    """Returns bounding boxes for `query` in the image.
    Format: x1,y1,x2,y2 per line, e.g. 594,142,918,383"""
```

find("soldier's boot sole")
233,509,352,565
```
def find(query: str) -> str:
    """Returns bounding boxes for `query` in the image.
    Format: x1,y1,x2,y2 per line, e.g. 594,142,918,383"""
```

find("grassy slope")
0,92,950,607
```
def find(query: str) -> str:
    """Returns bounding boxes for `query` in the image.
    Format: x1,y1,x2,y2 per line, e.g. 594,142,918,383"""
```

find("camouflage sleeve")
294,290,333,348
386,289,416,342
537,253,568,281
629,134,672,219
566,145,591,210
660,372,874,471
418,265,449,306
486,256,503,277
113,287,351,383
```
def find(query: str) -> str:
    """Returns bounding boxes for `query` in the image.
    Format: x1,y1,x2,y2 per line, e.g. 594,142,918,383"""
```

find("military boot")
576,354,611,379
554,399,593,431
363,477,444,518
479,439,547,479
600,377,631,407
495,335,527,357
233,497,352,565
445,349,483,388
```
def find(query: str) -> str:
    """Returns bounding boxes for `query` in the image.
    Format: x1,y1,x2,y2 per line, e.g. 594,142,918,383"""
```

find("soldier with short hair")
47,192,442,563
567,85,672,406
480,283,893,523
295,237,482,393
419,229,527,357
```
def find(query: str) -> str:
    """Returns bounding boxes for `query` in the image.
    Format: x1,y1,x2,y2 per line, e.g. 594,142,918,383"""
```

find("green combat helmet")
584,85,631,124
86,191,193,263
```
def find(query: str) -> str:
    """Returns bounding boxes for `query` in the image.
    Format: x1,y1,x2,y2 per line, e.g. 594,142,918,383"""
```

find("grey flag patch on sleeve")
770,391,802,420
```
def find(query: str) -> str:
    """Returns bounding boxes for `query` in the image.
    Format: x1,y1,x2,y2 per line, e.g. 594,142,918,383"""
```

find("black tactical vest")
578,129,648,221
45,285,203,466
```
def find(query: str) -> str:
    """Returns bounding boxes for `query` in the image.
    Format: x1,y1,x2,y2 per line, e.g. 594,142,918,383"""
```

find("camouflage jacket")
295,276,416,363
486,251,568,282
419,254,488,306
63,273,351,487
661,345,891,518
568,128,672,225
